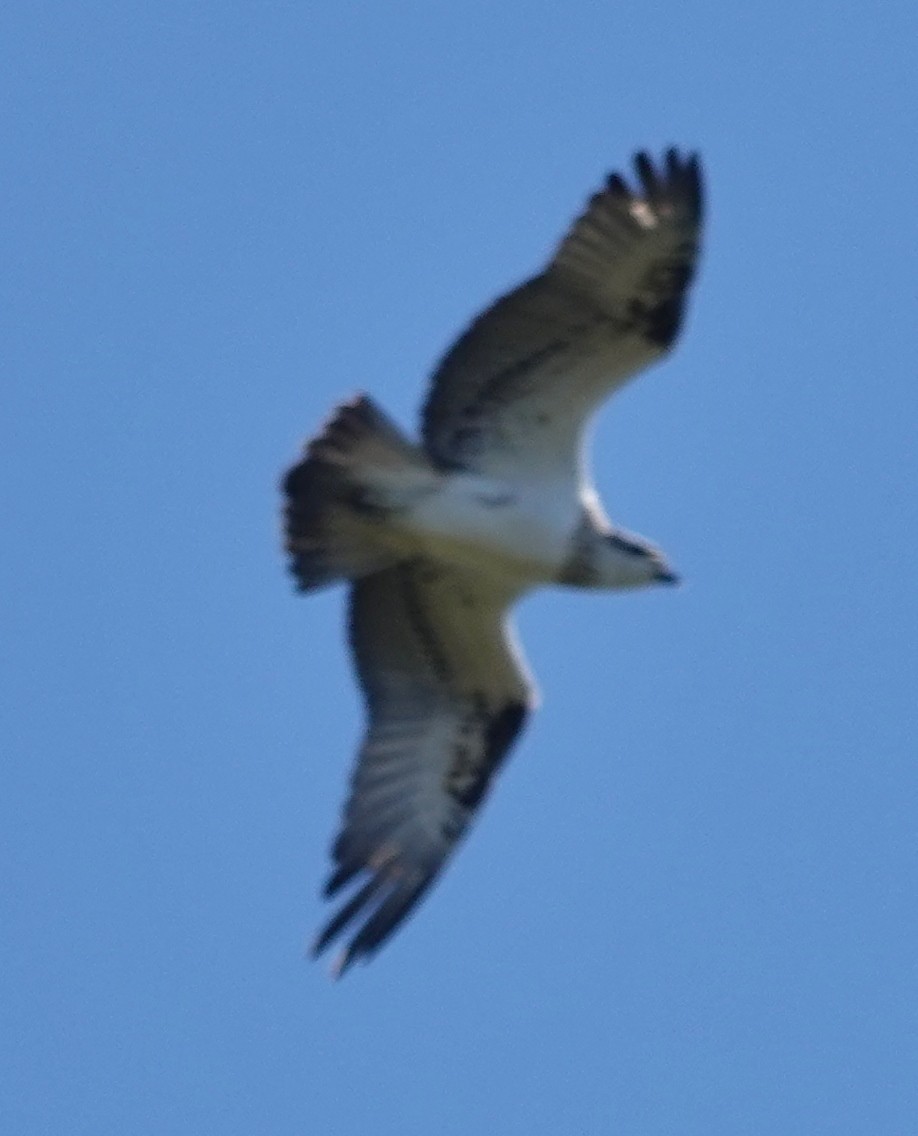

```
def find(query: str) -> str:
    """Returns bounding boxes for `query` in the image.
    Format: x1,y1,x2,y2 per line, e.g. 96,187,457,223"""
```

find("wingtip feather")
621,147,704,221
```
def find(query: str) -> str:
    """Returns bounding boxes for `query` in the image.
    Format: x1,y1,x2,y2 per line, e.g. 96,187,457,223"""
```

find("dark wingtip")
671,147,704,219
605,171,631,198
615,147,704,222
312,874,386,959
687,151,704,219
665,147,703,220
633,150,658,198
311,862,440,974
324,860,360,898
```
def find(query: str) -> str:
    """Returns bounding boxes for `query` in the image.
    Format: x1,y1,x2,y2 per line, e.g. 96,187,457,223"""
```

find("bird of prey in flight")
282,148,703,975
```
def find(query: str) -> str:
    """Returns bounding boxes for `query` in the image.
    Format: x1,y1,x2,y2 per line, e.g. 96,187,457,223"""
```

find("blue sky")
4,2,918,1133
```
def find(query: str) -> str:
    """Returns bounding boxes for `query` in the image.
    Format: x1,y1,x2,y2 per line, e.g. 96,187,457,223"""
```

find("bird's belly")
403,477,577,582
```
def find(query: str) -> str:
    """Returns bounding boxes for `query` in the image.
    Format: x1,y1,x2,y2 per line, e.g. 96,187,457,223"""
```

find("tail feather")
282,394,437,593
307,395,424,481
282,459,387,591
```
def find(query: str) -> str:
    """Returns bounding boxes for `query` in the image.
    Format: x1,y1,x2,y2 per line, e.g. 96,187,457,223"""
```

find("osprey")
283,148,703,974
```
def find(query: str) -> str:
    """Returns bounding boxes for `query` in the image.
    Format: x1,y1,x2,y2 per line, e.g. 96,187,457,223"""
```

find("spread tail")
282,395,438,592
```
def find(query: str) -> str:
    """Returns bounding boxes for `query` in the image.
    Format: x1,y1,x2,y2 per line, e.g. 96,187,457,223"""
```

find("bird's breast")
403,474,579,582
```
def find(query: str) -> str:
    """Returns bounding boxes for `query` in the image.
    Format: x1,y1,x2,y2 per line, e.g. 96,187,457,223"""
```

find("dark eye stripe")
608,535,649,558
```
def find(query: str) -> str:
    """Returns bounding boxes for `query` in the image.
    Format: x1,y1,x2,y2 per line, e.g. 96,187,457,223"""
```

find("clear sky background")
4,3,918,1133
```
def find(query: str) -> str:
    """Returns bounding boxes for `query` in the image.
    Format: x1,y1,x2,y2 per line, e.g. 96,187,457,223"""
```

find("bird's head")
596,530,680,590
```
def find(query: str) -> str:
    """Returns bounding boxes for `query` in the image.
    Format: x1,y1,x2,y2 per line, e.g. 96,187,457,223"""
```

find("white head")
601,530,679,589
561,526,679,591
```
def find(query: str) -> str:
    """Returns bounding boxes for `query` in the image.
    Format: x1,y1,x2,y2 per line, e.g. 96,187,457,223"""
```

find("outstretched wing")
421,149,703,479
314,562,535,974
